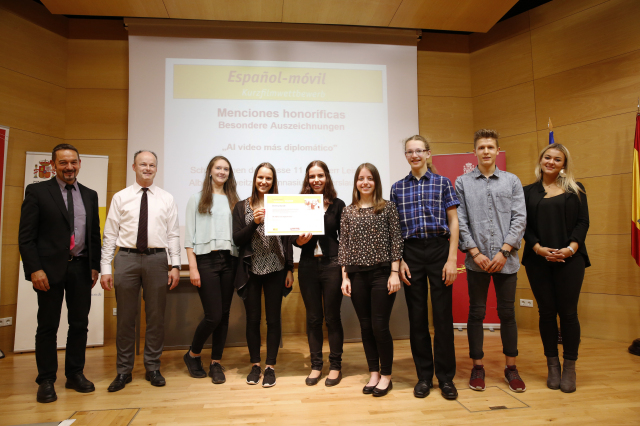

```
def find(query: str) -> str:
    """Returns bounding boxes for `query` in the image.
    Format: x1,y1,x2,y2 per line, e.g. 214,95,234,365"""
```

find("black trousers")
190,251,237,359
349,266,396,376
35,257,91,384
467,270,518,359
298,256,344,371
403,237,456,384
525,255,585,361
243,269,286,365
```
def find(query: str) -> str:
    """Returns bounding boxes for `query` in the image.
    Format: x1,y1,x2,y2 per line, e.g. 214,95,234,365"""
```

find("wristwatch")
499,249,511,258
171,265,181,270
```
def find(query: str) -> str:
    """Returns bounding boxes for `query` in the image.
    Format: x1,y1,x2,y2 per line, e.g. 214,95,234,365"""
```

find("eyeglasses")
405,149,428,157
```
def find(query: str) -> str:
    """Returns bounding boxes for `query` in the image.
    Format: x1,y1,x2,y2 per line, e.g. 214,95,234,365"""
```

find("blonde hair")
535,143,584,199
403,135,437,174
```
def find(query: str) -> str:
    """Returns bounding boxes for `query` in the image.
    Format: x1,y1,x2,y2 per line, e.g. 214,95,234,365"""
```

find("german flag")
633,112,640,266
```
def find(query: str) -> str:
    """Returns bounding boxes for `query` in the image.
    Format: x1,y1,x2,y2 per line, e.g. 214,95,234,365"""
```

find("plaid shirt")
390,170,460,240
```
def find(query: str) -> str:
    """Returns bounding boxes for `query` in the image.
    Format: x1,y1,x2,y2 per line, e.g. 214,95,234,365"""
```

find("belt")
119,247,166,255
68,254,87,262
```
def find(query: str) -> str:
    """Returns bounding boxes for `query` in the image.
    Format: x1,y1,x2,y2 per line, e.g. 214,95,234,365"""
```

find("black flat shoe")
372,380,393,397
65,373,95,393
145,370,166,387
363,381,379,394
413,380,433,398
107,373,132,392
183,350,207,378
305,372,322,386
439,381,458,400
325,371,342,387
37,380,57,403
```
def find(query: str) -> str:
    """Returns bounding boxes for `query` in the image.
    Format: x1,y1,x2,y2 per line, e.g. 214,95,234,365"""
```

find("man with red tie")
19,144,101,403
100,150,181,391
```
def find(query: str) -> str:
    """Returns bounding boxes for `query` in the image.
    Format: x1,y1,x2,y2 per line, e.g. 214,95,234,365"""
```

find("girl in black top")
338,163,403,397
294,161,346,387
522,143,589,394
232,163,294,388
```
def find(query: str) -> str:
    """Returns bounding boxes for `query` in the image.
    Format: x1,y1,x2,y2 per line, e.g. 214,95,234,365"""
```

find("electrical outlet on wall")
519,299,534,308
113,308,117,316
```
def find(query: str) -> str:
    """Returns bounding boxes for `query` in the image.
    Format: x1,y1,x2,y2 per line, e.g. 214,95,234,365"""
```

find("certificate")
264,194,325,236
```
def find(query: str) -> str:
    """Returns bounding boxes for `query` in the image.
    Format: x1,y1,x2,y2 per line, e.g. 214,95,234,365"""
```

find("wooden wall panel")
282,0,399,26
67,40,128,90
0,9,67,87
515,287,538,331
0,304,17,351
529,0,609,30
533,50,640,131
4,129,63,188
470,32,533,97
499,132,538,185
0,67,66,139
535,113,637,179
430,142,473,156
469,12,530,52
578,292,640,342
41,0,169,18
103,297,117,342
165,0,283,22
70,140,128,195
65,89,128,140
0,245,19,306
1,186,26,247
584,234,640,297
531,0,640,79
581,173,631,236
418,96,473,143
472,81,537,138
417,51,471,98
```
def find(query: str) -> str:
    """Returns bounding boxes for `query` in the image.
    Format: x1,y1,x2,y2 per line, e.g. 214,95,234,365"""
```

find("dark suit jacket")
19,177,101,284
232,199,294,300
522,181,590,267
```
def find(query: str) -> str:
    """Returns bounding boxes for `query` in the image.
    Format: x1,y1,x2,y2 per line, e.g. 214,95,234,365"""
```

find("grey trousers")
114,249,169,374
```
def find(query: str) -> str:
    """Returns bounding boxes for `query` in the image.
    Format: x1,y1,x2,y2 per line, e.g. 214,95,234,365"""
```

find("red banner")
432,152,507,326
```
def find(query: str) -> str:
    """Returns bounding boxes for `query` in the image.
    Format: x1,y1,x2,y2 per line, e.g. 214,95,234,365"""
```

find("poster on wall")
14,152,109,352
0,126,8,306
432,152,507,329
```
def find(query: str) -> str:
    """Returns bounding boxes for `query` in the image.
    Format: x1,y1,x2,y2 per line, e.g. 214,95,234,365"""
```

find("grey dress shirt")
56,176,86,256
455,166,526,274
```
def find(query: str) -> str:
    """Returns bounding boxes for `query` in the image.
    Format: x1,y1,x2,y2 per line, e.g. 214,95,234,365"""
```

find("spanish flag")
632,112,640,266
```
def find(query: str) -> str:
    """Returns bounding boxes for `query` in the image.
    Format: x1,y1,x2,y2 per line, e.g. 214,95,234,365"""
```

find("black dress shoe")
414,380,432,398
146,370,166,387
305,372,322,386
108,373,132,392
363,382,378,394
65,373,95,393
37,380,57,403
325,371,342,387
372,380,393,397
439,381,458,400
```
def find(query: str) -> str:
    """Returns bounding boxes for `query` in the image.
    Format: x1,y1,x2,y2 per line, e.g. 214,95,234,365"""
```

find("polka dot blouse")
338,201,403,267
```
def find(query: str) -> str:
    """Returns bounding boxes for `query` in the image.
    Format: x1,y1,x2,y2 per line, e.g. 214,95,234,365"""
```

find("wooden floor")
1,330,639,426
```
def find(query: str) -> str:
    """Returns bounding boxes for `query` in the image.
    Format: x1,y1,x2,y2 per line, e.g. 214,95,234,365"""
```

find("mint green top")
184,193,238,256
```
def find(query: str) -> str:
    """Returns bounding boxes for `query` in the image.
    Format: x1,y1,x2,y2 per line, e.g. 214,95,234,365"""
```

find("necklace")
543,181,556,189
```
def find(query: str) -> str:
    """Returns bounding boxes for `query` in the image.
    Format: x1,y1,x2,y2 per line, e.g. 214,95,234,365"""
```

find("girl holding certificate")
183,156,239,384
232,162,294,388
338,163,403,397
295,161,346,387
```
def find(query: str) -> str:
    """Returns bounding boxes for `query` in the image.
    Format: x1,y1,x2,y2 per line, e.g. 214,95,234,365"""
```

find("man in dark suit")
19,144,101,403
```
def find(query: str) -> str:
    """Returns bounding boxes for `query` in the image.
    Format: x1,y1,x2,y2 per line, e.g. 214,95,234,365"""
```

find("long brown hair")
198,156,239,213
299,160,337,205
534,143,584,199
403,135,437,174
250,162,279,209
351,163,386,214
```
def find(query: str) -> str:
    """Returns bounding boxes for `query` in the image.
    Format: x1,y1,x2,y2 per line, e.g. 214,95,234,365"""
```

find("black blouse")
294,198,346,258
